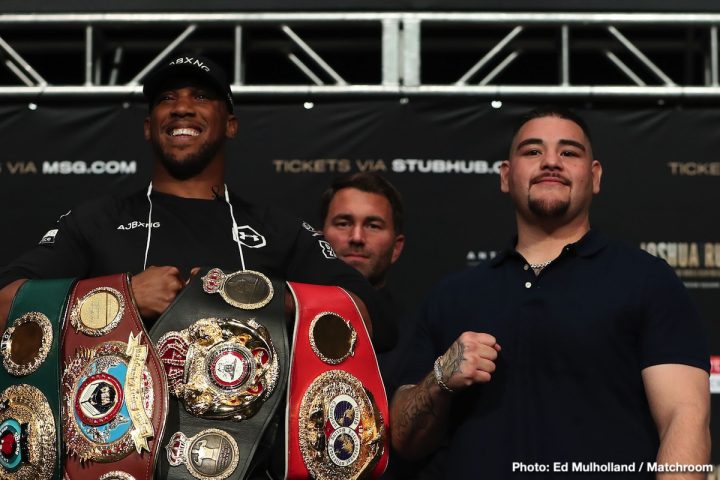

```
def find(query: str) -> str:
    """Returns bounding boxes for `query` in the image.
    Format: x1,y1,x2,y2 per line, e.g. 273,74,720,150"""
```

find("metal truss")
2,12,720,98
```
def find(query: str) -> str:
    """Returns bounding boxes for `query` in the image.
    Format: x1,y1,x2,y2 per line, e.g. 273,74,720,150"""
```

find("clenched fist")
436,332,501,391
130,265,186,319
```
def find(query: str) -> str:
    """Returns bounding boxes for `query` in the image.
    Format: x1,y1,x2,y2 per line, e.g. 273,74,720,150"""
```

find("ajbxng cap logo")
169,56,211,72
143,54,234,113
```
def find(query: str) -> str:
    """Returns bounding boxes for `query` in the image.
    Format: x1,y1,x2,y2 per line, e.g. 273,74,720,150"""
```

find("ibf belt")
0,278,76,480
61,274,168,480
286,283,389,480
150,267,288,480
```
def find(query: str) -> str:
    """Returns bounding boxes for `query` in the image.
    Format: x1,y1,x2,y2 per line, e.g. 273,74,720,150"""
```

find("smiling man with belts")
0,54,387,480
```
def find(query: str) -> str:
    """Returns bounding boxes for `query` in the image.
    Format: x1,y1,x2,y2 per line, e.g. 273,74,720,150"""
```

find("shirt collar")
490,228,608,267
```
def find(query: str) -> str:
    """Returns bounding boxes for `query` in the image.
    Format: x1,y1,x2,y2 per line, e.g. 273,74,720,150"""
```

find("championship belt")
61,273,168,480
0,278,76,480
150,267,288,480
286,282,389,480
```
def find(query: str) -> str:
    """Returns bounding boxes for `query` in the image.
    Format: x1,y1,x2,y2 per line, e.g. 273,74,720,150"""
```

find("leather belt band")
0,278,76,480
150,267,289,480
61,273,168,480
286,282,389,480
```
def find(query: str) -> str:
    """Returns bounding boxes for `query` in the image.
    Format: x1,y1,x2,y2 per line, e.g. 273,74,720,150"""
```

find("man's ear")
143,117,151,141
499,160,511,193
391,234,406,264
592,159,602,194
226,114,238,139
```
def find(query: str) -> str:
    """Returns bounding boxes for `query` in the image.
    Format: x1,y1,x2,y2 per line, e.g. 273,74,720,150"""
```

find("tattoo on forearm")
395,374,441,441
439,340,464,382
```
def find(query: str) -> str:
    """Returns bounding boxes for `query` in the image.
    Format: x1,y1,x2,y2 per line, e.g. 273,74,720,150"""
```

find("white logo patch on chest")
234,226,266,248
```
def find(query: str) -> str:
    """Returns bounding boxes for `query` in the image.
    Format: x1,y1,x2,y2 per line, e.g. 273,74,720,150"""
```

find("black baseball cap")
143,54,234,113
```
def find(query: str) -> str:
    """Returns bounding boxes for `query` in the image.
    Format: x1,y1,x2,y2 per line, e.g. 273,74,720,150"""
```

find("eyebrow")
331,213,354,222
364,215,387,225
331,213,387,225
516,138,586,152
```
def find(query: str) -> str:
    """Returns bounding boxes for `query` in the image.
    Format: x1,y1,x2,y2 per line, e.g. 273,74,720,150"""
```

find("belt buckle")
157,317,278,420
62,334,155,462
0,384,57,479
298,370,385,479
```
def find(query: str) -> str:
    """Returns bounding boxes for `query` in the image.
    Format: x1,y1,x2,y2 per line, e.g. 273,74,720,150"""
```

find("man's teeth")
171,128,199,136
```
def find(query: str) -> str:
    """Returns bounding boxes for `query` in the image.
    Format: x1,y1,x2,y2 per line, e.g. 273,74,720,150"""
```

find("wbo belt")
150,267,288,480
61,273,168,480
286,282,389,480
0,278,76,480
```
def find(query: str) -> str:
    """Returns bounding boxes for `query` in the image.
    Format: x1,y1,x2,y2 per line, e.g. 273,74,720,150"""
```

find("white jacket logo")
235,226,266,248
302,221,324,238
39,229,58,245
318,240,336,259
117,221,160,230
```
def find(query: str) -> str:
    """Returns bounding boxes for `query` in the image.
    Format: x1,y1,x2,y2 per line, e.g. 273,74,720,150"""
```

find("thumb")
187,267,202,285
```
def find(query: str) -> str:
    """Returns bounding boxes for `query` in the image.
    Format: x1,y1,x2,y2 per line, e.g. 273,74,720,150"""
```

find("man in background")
322,173,429,479
321,172,405,356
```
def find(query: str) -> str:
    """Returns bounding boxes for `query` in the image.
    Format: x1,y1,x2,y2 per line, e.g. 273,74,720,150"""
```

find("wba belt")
61,273,168,480
286,282,389,480
150,267,288,480
0,278,76,480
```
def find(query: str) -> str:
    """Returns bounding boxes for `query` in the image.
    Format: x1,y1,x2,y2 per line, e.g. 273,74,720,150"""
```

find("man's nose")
540,150,563,169
171,95,195,115
349,225,365,244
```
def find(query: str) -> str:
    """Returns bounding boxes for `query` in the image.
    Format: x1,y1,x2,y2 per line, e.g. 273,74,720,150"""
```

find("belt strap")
150,267,289,480
61,273,168,480
0,278,76,480
286,282,389,480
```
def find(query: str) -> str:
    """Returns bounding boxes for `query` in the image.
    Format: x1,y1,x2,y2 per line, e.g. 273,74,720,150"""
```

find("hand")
437,332,501,391
130,266,185,319
188,267,201,284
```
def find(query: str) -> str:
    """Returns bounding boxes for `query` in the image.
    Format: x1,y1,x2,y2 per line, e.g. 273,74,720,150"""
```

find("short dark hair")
510,106,593,150
320,172,404,234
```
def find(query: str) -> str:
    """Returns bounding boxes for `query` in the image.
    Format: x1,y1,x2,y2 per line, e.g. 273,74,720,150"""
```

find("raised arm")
391,332,500,460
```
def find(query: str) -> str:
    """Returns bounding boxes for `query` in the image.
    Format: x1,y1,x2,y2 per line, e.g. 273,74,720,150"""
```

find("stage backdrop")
1,99,719,459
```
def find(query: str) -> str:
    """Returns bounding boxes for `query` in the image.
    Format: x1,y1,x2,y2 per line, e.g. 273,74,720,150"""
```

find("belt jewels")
286,283,389,480
69,286,125,337
1,312,53,377
0,278,77,480
61,274,168,480
0,384,57,480
202,268,274,310
165,428,239,480
156,317,278,420
150,267,288,480
299,370,384,478
62,334,155,462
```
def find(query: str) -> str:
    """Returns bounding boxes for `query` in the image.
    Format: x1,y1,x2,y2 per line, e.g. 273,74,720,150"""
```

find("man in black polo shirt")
391,107,710,478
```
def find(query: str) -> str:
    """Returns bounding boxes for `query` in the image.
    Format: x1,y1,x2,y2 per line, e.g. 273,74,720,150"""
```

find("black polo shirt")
399,229,708,479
